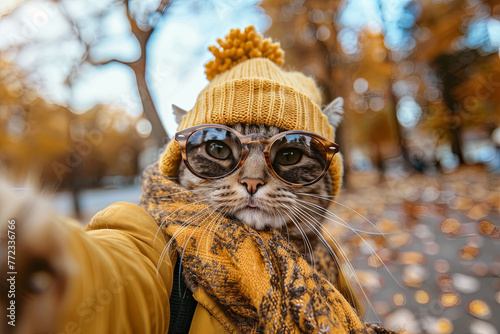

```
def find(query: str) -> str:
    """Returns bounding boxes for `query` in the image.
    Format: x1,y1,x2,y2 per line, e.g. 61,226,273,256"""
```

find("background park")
0,0,499,332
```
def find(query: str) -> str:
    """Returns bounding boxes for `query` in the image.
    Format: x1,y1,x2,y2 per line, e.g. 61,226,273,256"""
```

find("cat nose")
240,178,265,195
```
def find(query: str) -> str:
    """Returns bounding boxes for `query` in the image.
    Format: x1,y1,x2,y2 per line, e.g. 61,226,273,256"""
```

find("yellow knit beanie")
159,26,343,195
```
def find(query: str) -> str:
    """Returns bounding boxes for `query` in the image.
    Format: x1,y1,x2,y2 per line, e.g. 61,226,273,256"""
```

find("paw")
0,183,72,333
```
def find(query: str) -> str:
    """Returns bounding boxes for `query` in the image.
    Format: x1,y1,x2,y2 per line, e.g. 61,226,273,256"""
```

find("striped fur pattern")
178,123,334,247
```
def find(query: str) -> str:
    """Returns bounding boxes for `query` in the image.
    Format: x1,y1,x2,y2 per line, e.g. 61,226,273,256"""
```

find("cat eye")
206,140,232,160
175,124,339,187
275,148,302,165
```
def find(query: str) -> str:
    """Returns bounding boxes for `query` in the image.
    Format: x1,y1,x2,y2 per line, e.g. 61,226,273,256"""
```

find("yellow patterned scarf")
139,164,392,334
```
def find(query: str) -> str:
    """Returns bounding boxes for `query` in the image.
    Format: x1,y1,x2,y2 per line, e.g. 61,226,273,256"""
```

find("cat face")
178,123,334,231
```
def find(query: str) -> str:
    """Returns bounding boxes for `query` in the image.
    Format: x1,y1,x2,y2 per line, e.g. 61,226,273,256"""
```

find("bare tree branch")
156,0,171,15
87,57,138,67
122,0,168,144
55,0,170,145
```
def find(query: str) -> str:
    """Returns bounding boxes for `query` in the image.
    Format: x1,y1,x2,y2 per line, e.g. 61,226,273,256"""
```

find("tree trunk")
131,63,169,146
388,88,412,168
450,125,465,164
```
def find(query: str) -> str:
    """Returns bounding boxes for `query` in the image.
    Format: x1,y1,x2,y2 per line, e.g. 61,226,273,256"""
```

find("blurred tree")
0,57,69,182
262,0,343,98
1,0,171,145
423,50,500,163
262,0,405,179
263,0,500,175
410,0,500,164
0,58,146,192
55,0,170,145
262,0,356,179
1,0,268,147
348,30,402,175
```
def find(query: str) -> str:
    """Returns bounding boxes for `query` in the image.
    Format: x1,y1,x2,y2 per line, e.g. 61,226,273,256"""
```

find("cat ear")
322,97,344,129
172,104,188,125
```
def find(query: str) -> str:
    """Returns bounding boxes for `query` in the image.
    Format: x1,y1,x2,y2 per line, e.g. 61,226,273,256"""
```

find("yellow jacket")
52,199,384,334
58,202,231,333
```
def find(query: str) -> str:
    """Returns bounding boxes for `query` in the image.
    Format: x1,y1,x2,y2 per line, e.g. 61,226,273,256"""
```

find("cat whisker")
157,198,210,232
168,207,213,250
279,206,315,268
173,209,221,293
297,193,395,239
197,204,228,256
153,198,210,249
289,206,359,300
294,201,400,284
294,198,392,236
295,201,403,289
149,188,208,198
276,210,290,243
289,206,341,265
175,202,229,259
207,206,231,250
289,205,381,323
289,205,346,267
156,204,213,274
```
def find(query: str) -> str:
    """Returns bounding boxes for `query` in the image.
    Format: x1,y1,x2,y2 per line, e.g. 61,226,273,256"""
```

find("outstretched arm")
1,190,173,334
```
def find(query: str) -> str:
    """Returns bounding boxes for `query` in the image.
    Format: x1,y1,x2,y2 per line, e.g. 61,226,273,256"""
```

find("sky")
0,0,499,138
0,0,268,137
0,0,24,17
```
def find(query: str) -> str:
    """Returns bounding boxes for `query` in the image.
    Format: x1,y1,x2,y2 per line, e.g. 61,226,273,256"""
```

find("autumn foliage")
0,58,147,188
262,0,500,173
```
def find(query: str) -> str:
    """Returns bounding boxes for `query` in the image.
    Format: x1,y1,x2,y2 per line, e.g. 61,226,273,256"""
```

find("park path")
331,166,500,333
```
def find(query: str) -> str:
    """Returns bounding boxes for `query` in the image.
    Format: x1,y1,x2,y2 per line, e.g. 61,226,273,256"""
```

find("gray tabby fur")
322,97,344,129
175,97,343,231
177,124,333,234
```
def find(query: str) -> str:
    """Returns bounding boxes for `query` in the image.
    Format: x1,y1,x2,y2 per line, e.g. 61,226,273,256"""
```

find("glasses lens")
185,127,242,178
270,134,328,185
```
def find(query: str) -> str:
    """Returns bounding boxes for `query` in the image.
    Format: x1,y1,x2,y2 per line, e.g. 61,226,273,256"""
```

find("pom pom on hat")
205,26,284,81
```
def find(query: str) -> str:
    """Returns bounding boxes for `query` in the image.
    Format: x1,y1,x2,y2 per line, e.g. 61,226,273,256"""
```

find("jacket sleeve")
57,202,173,333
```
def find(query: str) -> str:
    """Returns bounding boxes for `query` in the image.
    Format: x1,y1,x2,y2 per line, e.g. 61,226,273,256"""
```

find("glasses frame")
174,124,340,187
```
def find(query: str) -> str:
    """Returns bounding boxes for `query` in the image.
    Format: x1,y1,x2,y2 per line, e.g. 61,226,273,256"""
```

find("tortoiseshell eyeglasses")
174,124,339,187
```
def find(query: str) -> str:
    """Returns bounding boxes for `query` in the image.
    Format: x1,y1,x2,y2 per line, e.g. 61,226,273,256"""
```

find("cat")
169,97,378,317
173,97,345,253
177,123,333,245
